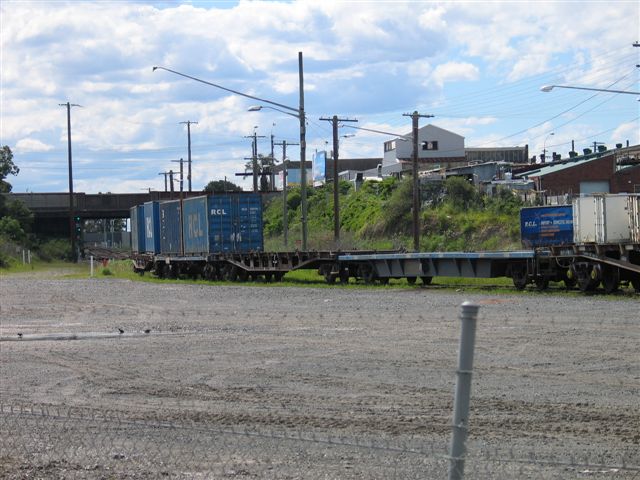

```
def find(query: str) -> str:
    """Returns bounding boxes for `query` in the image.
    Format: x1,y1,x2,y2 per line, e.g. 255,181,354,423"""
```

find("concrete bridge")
3,191,206,237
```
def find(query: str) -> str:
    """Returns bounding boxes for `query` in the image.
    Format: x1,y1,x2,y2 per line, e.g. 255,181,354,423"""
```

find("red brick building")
518,146,640,195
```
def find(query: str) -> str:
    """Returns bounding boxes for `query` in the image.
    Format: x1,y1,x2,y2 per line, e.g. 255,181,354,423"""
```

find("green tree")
0,217,26,243
444,176,478,209
0,146,19,193
5,199,33,234
204,179,243,194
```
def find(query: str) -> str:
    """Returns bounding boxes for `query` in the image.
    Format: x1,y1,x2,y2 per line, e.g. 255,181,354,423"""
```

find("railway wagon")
131,193,640,294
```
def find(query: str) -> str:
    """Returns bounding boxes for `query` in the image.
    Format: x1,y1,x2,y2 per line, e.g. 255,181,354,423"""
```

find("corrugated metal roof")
519,155,603,178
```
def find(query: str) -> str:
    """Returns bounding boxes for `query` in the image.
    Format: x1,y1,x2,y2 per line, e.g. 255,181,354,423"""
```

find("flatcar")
130,193,640,294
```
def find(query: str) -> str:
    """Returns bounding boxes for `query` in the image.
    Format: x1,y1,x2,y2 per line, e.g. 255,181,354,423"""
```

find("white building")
382,124,466,170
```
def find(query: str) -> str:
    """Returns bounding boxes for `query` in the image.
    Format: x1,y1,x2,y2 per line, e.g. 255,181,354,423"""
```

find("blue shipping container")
142,201,161,253
520,205,573,248
130,205,145,253
182,196,209,254
182,194,263,254
159,200,182,254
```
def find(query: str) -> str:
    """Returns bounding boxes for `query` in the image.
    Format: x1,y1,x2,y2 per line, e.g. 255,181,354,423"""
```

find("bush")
36,238,72,262
0,216,26,243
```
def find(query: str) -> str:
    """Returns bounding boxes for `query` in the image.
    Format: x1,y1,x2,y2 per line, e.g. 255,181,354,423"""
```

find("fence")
2,402,637,479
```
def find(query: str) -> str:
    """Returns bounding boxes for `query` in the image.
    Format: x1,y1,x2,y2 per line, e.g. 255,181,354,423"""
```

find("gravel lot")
1,274,638,479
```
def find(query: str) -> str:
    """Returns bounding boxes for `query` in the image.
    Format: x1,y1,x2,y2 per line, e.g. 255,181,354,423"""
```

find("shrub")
36,238,72,262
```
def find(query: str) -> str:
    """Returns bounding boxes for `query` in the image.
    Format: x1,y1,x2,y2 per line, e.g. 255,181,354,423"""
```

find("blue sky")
1,0,638,193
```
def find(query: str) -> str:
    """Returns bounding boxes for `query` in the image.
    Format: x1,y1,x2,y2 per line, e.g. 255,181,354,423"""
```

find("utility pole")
59,101,81,262
180,120,198,192
171,158,185,192
158,171,169,192
169,169,175,196
245,130,265,193
275,140,298,249
319,115,358,244
403,111,434,252
298,52,308,251
270,133,275,191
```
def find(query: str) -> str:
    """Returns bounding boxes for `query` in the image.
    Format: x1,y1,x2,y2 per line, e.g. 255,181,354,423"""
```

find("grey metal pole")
448,301,480,480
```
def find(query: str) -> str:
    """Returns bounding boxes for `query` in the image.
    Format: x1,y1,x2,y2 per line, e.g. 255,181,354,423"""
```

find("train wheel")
512,270,528,290
237,269,248,282
224,266,238,282
362,267,376,285
339,269,350,284
379,277,390,285
579,264,601,292
324,272,337,284
274,272,284,282
631,276,640,293
602,266,620,294
167,264,179,279
421,276,433,285
563,267,577,289
406,277,417,285
534,276,549,291
264,272,273,283
155,263,165,279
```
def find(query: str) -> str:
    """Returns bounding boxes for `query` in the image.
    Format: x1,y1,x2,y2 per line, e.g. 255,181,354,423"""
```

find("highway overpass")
3,191,207,237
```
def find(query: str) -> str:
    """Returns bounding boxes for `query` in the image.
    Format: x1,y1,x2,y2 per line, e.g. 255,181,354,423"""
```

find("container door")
160,201,182,254
208,196,233,252
232,194,263,252
182,196,208,254
604,195,630,243
143,202,161,253
594,195,605,243
629,195,640,243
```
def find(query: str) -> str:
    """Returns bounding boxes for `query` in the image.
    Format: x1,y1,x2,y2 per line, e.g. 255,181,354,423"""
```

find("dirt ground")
0,273,638,479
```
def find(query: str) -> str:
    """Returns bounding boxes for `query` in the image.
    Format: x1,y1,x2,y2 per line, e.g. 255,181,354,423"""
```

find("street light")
542,132,554,163
154,53,308,250
59,101,82,262
541,84,640,95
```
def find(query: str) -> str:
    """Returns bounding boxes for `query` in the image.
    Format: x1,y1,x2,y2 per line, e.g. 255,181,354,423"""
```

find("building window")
422,141,438,151
384,140,396,152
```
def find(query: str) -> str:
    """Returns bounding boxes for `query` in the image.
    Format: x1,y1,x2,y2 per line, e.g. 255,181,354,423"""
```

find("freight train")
130,192,640,294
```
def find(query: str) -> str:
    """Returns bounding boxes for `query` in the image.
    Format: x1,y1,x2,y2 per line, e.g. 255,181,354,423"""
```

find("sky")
1,0,639,193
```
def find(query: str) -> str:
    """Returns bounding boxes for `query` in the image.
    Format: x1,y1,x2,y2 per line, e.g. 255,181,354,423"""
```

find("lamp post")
541,85,640,95
154,52,308,250
542,132,554,163
59,101,81,262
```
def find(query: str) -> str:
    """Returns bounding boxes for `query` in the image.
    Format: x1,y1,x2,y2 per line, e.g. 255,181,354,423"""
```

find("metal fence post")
448,301,480,480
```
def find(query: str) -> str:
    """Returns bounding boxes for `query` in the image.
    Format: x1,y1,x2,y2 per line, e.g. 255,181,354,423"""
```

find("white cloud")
612,121,640,147
14,138,54,153
432,62,479,87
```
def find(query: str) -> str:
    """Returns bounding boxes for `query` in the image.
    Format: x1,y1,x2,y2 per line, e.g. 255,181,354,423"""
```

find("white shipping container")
573,196,597,243
573,194,638,244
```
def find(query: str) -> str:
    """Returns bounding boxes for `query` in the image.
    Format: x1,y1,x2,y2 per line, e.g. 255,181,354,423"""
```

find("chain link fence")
1,401,638,479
